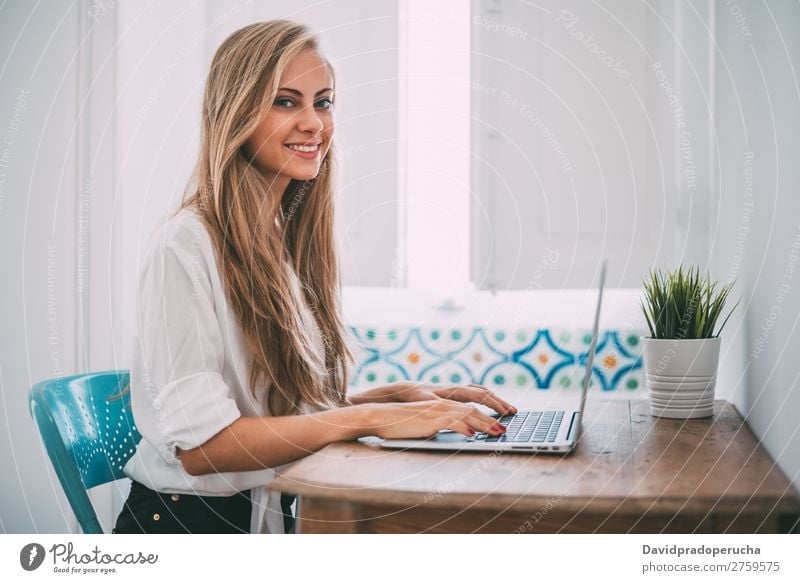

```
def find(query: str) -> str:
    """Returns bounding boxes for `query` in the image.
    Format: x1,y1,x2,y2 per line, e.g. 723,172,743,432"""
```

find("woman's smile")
284,142,321,159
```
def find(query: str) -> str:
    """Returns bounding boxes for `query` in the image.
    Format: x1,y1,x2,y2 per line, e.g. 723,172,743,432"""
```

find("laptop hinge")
565,412,578,441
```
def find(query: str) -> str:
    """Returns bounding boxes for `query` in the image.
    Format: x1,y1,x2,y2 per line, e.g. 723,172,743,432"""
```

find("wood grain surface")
270,397,800,533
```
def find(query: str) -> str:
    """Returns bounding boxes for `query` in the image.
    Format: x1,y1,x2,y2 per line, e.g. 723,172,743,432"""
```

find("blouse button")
152,513,160,521
171,494,180,502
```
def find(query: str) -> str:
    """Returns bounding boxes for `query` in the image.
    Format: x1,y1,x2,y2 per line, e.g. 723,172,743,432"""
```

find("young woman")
113,20,515,535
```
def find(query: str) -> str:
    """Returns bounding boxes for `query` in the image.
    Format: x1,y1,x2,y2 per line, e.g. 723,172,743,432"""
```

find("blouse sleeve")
131,224,241,466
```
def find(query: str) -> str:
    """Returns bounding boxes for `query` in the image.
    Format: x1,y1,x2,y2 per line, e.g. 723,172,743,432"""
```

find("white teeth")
286,144,319,153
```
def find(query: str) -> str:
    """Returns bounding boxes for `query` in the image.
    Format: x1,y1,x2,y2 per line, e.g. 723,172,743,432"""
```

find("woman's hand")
355,399,508,440
396,382,518,417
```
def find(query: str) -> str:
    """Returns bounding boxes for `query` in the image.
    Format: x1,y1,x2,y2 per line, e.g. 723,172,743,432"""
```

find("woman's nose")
296,105,324,134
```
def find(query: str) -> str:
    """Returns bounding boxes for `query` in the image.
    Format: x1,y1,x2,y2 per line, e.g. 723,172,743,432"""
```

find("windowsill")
342,286,646,330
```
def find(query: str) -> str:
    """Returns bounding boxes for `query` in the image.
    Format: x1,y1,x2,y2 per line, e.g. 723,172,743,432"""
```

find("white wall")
0,1,83,533
713,0,800,490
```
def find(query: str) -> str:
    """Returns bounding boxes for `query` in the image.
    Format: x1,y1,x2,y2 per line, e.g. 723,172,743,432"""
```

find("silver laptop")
376,260,606,454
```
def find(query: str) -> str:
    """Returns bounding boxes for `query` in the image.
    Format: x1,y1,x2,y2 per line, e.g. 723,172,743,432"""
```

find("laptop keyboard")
476,411,565,443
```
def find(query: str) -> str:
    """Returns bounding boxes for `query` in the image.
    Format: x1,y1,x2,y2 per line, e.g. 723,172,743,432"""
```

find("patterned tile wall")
347,327,644,393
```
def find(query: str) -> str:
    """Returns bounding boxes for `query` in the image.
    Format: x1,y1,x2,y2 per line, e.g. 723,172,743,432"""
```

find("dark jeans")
113,480,296,534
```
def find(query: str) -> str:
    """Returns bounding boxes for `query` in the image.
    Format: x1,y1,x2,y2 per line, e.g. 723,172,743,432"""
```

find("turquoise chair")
28,371,141,534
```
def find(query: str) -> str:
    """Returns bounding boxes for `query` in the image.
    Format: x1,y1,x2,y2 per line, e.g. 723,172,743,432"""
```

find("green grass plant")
641,265,738,339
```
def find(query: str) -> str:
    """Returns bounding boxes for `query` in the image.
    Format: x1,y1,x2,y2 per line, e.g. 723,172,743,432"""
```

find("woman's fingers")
463,384,518,415
473,385,518,415
446,416,504,437
383,400,506,439
445,404,507,436
466,407,507,434
445,419,476,437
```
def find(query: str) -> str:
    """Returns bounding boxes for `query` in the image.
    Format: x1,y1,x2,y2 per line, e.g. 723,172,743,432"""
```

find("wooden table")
269,398,800,533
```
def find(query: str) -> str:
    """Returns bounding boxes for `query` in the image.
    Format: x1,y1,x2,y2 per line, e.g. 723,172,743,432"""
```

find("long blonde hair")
181,20,354,416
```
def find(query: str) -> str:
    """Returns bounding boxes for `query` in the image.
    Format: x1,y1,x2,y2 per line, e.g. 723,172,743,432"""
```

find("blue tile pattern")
347,327,644,392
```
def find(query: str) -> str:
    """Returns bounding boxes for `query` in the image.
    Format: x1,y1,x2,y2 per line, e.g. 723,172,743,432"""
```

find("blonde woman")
113,20,515,535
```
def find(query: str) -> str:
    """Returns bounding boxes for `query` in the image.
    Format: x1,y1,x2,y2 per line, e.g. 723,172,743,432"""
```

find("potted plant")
640,265,738,419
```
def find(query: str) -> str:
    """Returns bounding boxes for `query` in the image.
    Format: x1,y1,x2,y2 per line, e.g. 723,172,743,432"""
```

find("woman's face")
244,49,334,191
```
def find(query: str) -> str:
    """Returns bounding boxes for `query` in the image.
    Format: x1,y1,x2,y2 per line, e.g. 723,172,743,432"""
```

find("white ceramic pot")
642,336,721,419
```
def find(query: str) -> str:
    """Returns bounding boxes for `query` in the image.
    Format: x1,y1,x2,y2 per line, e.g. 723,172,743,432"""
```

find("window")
472,0,684,289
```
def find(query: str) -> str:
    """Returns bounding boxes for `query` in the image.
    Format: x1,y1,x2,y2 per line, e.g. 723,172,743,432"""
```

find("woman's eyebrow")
277,87,333,96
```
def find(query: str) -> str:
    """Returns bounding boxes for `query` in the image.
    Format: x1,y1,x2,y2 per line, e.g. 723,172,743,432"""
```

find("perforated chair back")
28,371,141,533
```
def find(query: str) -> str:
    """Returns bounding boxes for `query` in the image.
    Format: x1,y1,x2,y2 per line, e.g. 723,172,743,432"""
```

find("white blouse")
123,207,326,534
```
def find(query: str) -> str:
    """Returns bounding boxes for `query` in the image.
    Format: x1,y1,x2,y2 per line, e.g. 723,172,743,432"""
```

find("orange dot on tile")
473,352,482,362
408,352,420,364
604,354,617,369
538,353,549,364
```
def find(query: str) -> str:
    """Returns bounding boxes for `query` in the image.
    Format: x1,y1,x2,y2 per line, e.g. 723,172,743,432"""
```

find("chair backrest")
28,370,141,534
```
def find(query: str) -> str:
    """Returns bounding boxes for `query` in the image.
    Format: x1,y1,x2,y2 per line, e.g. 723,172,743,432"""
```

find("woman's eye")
315,97,334,110
274,97,294,108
